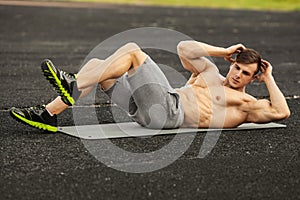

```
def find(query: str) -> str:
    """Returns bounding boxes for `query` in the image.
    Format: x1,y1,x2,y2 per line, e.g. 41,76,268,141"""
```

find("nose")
235,70,242,78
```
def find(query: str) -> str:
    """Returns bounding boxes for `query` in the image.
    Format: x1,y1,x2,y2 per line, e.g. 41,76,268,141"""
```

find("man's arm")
177,40,245,74
246,60,290,123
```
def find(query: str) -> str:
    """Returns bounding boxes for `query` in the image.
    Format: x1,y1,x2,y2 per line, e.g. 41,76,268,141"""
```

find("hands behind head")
224,43,246,63
224,44,273,82
255,59,273,82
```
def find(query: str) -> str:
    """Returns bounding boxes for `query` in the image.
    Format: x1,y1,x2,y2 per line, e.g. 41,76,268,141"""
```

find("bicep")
179,55,219,74
246,99,283,123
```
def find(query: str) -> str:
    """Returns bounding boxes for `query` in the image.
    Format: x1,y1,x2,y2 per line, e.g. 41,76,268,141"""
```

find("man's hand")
256,59,273,82
224,44,246,62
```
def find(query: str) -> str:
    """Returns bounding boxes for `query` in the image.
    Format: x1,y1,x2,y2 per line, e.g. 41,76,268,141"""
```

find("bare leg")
46,96,68,115
77,42,147,90
46,84,95,116
45,42,147,115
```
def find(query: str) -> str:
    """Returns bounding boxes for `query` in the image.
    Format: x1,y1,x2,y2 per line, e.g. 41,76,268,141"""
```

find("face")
226,62,257,90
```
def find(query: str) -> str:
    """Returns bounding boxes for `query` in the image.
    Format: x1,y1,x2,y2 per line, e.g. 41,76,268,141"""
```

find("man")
9,41,290,132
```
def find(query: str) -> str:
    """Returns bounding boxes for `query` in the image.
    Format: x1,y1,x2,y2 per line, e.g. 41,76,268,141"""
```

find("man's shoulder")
244,93,257,102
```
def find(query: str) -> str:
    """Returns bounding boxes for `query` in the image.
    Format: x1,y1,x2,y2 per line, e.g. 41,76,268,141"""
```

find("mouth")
231,77,239,84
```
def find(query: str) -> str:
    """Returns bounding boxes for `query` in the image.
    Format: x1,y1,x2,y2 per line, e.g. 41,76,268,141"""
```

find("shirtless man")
9,41,290,132
176,41,290,128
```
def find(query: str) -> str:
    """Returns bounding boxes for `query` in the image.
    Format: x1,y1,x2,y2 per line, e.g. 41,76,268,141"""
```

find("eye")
235,65,240,70
243,71,251,76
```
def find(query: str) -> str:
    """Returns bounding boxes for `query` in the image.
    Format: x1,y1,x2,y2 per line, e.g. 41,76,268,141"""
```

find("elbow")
177,41,186,56
177,40,194,58
283,109,291,119
278,108,291,120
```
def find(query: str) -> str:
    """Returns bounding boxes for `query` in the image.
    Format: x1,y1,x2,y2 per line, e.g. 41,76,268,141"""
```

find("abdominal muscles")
177,86,248,128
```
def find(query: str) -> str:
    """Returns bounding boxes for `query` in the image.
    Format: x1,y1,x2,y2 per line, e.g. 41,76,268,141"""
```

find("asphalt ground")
0,2,299,199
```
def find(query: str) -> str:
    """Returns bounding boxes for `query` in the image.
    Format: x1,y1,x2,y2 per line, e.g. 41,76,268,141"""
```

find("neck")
223,79,246,93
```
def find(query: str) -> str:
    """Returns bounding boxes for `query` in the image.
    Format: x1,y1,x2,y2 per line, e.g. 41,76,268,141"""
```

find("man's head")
226,48,262,91
236,48,262,75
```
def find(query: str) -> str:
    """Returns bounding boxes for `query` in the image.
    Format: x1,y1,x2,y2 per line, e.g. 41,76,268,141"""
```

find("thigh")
105,55,171,113
104,56,184,128
130,83,183,128
127,56,184,128
104,73,136,114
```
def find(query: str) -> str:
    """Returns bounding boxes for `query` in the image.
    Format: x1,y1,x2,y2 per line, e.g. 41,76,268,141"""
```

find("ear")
251,74,259,82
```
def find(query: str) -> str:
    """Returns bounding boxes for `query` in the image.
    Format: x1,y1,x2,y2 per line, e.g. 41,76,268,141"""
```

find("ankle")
45,97,69,115
45,107,55,116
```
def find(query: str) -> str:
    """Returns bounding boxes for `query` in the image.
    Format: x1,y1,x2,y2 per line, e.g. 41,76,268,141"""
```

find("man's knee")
123,43,147,69
119,43,145,58
121,42,141,52
88,58,103,66
76,58,104,89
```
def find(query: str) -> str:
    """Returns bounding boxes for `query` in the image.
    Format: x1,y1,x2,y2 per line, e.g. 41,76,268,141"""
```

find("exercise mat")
58,122,286,139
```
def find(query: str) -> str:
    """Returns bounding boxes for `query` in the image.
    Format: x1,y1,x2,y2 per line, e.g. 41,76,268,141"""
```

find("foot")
9,105,58,132
41,59,81,106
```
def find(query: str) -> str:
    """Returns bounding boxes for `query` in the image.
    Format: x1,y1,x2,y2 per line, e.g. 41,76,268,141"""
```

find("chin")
229,81,238,88
230,85,239,90
229,83,241,90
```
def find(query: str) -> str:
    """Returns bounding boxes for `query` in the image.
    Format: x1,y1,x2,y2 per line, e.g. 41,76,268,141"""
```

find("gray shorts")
104,56,184,129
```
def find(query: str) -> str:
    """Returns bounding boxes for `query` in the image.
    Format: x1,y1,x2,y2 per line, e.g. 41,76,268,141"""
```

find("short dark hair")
236,48,262,75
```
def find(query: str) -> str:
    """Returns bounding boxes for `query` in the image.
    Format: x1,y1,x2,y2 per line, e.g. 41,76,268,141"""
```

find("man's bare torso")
176,71,256,128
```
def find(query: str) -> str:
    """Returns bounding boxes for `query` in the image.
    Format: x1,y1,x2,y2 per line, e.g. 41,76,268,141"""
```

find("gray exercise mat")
58,122,286,140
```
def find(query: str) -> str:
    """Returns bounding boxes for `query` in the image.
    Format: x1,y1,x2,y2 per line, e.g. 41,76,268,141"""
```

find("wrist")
222,48,229,57
263,74,274,83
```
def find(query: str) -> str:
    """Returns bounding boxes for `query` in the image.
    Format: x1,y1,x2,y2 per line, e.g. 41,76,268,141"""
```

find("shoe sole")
41,60,74,105
9,108,58,132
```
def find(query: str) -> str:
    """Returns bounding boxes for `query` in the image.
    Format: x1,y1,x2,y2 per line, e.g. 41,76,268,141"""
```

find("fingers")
261,59,269,71
235,44,246,53
260,60,267,72
238,43,246,49
225,44,244,62
227,44,245,54
224,44,246,63
260,59,273,75
261,59,270,66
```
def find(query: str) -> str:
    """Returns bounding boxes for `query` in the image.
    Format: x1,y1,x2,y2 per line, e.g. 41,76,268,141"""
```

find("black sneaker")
41,59,81,106
9,105,58,132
